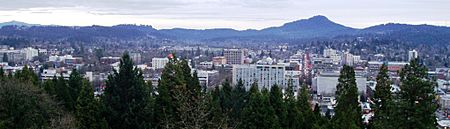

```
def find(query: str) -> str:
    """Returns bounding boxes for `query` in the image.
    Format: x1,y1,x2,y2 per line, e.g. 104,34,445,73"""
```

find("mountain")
160,15,356,40
0,20,40,28
1,16,450,45
0,24,164,41
359,23,450,44
259,15,356,39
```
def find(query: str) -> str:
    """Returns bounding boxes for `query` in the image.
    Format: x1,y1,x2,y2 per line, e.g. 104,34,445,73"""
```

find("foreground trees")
0,53,439,129
370,59,437,129
102,53,152,129
395,59,437,129
332,65,361,129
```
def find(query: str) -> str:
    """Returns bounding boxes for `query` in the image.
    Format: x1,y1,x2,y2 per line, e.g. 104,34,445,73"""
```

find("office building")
152,58,169,69
408,50,418,61
232,64,300,91
224,49,245,65
129,52,142,64
312,72,367,96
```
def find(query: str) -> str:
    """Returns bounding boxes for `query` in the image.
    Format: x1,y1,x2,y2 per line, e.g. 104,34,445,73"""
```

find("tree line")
0,53,436,129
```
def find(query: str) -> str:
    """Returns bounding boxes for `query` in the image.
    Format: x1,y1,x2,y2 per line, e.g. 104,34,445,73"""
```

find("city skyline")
1,0,449,30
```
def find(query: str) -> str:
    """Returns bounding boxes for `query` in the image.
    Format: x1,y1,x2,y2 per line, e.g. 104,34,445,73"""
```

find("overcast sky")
0,0,449,30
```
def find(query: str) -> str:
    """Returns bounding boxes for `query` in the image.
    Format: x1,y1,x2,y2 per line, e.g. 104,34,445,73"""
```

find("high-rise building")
152,58,169,69
21,47,38,61
232,64,300,91
224,49,245,65
312,72,367,96
323,48,337,58
129,52,142,64
212,56,227,66
408,50,418,61
342,52,354,66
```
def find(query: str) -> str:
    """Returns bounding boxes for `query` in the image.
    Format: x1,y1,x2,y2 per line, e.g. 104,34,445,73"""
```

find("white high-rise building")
312,72,367,96
408,50,418,61
21,47,38,61
353,55,361,64
224,49,245,65
152,58,169,69
323,48,337,58
343,52,354,66
232,64,300,91
129,52,142,64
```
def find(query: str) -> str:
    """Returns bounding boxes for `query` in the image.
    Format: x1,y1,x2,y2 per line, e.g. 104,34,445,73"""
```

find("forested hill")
1,15,450,45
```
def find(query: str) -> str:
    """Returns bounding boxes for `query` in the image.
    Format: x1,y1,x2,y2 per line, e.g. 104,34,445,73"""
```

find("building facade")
232,64,300,91
224,49,245,65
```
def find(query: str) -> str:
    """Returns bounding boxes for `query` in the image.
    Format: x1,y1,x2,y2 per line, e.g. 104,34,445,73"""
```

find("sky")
0,0,449,30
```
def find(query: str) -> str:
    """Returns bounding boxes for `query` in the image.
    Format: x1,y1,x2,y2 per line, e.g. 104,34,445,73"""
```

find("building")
129,52,142,64
342,52,354,66
408,49,418,61
100,56,121,64
199,61,213,69
152,58,169,69
196,70,219,88
312,72,367,96
212,56,227,66
323,48,337,58
224,49,245,65
40,69,72,80
0,49,25,63
232,64,300,91
21,47,38,60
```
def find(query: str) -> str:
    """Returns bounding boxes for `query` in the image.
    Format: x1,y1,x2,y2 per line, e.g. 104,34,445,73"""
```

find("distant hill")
1,16,450,44
0,21,40,28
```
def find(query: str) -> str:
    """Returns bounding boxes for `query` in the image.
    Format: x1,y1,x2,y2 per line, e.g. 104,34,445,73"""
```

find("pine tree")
241,82,260,129
0,67,4,79
75,80,108,129
395,59,436,129
154,54,183,128
207,87,229,128
220,79,233,114
55,74,75,111
231,78,247,128
14,65,39,86
332,65,361,129
68,69,84,107
297,84,315,129
102,53,152,129
284,79,302,128
2,53,7,62
371,64,394,129
270,84,287,128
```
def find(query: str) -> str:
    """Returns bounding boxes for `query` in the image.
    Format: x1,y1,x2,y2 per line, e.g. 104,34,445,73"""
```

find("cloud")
0,0,449,29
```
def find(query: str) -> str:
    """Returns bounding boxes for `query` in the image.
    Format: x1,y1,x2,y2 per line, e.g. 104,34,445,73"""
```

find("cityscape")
1,0,450,129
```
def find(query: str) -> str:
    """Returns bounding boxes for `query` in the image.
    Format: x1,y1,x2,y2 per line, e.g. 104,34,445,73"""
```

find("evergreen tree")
75,80,108,129
297,84,315,129
332,65,361,129
55,74,75,111
208,87,229,128
14,65,39,85
68,69,84,107
0,67,4,79
102,53,152,129
284,79,302,128
270,84,287,128
241,83,280,129
2,53,7,62
395,59,436,129
154,54,183,128
220,79,233,114
0,79,74,128
371,64,394,129
231,78,247,127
